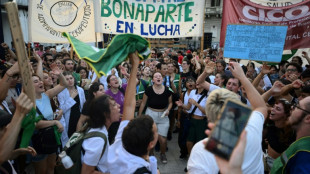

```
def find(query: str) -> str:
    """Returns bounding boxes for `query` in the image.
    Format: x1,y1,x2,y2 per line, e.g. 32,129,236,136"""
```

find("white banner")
28,0,96,43
94,0,205,38
248,0,305,7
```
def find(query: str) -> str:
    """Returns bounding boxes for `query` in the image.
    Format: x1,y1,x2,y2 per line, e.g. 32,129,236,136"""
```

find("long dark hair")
88,95,112,128
87,82,104,101
275,99,295,147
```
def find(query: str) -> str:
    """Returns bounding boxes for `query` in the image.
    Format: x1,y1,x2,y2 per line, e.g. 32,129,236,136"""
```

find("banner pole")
95,32,98,48
70,45,73,59
200,0,207,53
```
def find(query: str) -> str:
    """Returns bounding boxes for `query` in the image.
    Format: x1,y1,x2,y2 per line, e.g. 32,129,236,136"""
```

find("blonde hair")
206,88,240,122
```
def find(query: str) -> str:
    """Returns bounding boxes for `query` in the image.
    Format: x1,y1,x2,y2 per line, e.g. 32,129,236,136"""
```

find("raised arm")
1,43,17,61
229,62,267,117
46,64,68,99
33,49,43,80
262,81,284,102
0,62,19,102
252,64,270,94
193,57,201,75
196,61,215,91
280,79,303,96
122,52,140,121
302,51,310,65
0,93,33,164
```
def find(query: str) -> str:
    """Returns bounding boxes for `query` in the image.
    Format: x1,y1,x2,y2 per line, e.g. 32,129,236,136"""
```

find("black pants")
178,111,191,156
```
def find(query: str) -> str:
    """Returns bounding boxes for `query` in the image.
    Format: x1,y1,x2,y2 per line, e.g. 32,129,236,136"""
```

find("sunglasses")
292,101,310,114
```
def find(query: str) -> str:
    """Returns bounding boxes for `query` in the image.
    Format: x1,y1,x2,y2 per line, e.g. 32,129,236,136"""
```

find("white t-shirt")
107,120,152,174
187,138,219,174
82,126,109,173
184,90,196,113
187,111,265,174
191,91,207,116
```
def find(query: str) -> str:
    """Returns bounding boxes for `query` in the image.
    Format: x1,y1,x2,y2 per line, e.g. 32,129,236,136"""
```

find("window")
211,0,221,7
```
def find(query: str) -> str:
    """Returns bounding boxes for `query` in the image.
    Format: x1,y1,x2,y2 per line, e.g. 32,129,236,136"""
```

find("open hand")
50,63,62,76
261,64,271,75
228,62,245,80
204,61,216,74
270,81,284,96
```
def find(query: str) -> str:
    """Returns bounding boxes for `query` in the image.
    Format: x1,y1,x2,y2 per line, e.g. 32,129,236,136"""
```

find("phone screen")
205,99,252,160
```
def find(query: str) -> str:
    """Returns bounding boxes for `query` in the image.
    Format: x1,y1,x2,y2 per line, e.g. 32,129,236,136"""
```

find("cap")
186,50,191,54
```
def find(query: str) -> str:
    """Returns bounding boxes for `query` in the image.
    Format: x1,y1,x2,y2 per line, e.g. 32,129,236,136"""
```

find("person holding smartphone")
187,62,267,174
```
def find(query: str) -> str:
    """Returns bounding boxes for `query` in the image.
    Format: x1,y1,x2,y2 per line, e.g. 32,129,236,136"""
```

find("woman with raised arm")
31,64,67,174
108,52,160,174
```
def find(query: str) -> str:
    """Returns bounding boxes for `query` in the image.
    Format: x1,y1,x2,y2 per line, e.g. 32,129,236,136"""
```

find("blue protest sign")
223,24,288,62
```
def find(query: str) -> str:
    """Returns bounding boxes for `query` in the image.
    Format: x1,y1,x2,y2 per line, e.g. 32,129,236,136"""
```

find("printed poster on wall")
28,0,96,43
94,0,205,38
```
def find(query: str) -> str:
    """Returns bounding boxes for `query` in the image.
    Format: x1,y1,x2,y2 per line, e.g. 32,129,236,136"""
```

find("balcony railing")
206,7,222,15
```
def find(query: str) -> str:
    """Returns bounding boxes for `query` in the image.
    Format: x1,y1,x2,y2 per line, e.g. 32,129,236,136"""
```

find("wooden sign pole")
5,2,36,105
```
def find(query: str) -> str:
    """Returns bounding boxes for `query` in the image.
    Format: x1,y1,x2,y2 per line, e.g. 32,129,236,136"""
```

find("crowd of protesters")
0,41,309,174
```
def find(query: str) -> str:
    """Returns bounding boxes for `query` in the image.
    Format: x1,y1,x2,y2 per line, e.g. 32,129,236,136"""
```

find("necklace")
153,85,164,94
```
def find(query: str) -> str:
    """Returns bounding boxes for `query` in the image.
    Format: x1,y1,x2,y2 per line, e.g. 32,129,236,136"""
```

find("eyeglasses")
292,101,310,114
286,69,297,72
47,59,54,62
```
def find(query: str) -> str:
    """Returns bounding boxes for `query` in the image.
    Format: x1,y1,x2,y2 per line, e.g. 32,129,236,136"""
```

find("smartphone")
205,99,252,160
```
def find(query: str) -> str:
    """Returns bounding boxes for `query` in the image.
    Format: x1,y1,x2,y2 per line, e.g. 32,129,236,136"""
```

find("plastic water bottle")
59,151,73,169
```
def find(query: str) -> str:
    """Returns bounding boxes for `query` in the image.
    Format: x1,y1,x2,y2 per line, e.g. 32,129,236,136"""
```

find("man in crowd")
283,63,302,82
63,58,80,85
271,96,310,173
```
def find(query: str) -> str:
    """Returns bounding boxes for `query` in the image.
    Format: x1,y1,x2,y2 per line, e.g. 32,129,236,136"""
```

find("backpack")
55,129,107,174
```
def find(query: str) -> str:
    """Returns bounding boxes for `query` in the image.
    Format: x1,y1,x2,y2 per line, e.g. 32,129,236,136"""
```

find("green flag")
63,32,151,77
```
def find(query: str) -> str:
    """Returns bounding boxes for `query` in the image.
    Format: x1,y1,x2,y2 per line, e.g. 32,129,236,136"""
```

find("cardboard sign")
223,24,287,62
94,0,205,38
6,2,36,105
